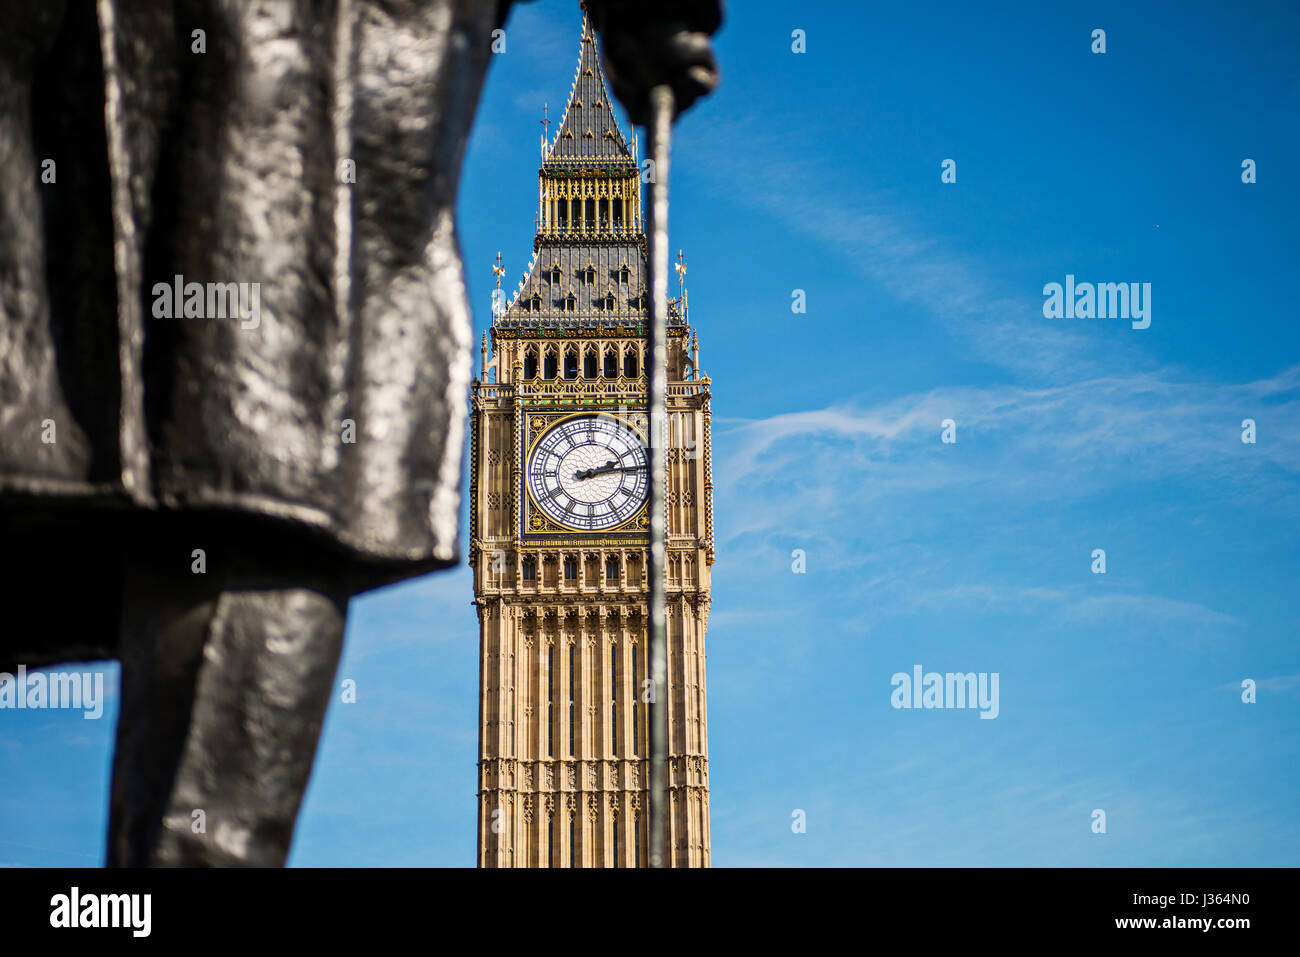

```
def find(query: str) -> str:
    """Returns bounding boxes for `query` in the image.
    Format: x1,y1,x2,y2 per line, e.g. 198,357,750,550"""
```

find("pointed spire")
491,252,506,318
544,13,634,164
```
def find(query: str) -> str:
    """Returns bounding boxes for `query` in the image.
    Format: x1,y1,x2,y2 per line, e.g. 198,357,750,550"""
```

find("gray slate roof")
498,240,652,327
544,15,635,165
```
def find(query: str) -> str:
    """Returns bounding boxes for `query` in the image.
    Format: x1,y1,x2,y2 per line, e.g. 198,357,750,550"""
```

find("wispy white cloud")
684,115,1107,380
1259,673,1300,693
715,366,1300,537
1062,593,1239,627
1220,673,1300,695
704,366,1298,640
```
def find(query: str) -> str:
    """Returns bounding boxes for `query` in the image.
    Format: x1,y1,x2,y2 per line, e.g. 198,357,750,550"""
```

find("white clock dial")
528,415,648,531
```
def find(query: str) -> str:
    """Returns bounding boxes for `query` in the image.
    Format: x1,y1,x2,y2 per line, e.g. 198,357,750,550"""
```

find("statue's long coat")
0,0,510,663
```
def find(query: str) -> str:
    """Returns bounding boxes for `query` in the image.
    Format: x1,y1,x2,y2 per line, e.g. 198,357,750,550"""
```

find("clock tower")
470,14,714,867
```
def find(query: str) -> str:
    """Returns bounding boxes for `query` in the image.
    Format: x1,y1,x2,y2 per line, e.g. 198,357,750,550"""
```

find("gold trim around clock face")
523,410,650,535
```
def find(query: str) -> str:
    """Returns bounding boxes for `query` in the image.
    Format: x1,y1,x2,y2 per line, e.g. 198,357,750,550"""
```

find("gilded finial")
491,252,506,318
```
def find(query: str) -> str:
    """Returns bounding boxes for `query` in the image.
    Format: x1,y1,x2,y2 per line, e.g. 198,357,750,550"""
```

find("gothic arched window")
631,647,638,756
568,643,576,759
546,645,554,758
610,655,618,757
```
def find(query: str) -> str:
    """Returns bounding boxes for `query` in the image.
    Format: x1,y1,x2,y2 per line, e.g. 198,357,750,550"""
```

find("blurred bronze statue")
0,0,720,866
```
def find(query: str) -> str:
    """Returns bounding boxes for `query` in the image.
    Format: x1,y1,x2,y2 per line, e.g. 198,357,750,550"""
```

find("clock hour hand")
574,460,644,480
574,460,617,481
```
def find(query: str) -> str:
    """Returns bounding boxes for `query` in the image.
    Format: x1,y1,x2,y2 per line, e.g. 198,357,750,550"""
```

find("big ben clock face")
528,414,648,531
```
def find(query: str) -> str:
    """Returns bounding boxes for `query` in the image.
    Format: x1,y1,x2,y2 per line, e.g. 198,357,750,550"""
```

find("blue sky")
3,0,1298,867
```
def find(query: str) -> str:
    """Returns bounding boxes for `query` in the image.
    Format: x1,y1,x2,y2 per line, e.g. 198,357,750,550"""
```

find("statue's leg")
108,559,348,867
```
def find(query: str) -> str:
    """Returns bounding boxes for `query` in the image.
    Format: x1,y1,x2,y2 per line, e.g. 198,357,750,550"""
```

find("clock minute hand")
574,460,617,481
576,460,645,480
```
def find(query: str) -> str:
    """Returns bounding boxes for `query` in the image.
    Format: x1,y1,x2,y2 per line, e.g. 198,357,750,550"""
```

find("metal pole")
645,84,674,869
